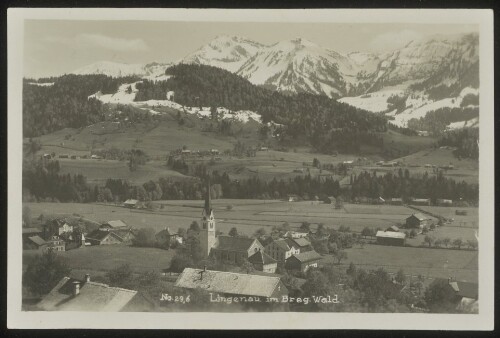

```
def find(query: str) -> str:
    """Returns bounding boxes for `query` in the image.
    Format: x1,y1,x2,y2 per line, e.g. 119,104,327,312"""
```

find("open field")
24,245,175,274
26,200,476,238
324,244,478,283
57,158,186,185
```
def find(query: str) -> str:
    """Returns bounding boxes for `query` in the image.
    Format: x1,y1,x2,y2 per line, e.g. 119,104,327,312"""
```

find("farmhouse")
43,219,73,238
101,220,129,230
405,213,431,228
288,237,312,252
90,154,102,160
376,231,406,246
323,196,336,205
175,268,288,299
42,153,52,159
123,199,139,208
155,227,182,248
437,199,453,206
448,279,478,313
287,194,299,202
22,227,42,239
37,274,137,311
386,225,400,232
285,251,323,273
411,198,431,206
85,229,125,246
23,235,47,251
390,198,404,205
166,90,175,101
284,230,309,239
248,250,278,273
265,239,300,263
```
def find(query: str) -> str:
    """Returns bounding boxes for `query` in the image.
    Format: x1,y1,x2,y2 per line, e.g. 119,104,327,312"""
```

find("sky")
23,20,478,78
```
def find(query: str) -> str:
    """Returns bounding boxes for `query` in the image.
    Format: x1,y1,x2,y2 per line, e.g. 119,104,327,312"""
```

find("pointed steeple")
204,177,212,214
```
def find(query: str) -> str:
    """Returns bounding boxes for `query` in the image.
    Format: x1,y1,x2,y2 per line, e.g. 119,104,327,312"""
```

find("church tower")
199,178,216,258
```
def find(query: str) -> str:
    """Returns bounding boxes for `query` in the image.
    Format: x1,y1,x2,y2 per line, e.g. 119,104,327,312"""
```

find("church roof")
212,236,256,253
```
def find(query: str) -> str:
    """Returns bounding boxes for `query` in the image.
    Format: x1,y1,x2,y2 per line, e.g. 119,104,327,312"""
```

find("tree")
22,205,32,227
170,253,192,273
442,237,451,248
190,221,200,232
240,260,254,274
254,228,267,238
409,229,417,238
106,264,133,287
430,223,436,231
302,270,330,297
334,250,347,264
335,196,344,209
453,238,463,249
177,227,186,238
423,235,435,248
23,250,70,295
300,222,311,232
361,227,372,239
434,239,443,248
424,279,458,313
132,228,156,247
228,227,239,237
395,268,406,284
466,239,478,250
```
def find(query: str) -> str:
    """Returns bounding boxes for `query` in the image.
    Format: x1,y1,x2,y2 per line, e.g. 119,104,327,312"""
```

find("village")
22,177,478,313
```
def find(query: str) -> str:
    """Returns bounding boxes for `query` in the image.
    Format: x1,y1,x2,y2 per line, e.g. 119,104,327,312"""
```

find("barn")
405,213,430,228
376,231,406,246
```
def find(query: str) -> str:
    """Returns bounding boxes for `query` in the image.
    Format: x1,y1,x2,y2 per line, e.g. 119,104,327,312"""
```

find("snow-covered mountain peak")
181,35,265,72
72,61,146,77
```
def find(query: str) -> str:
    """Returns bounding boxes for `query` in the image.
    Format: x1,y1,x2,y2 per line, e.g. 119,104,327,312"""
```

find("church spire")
204,177,212,214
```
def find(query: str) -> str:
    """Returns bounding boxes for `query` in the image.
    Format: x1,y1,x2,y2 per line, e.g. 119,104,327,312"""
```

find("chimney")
73,281,80,296
199,266,207,281
85,274,90,283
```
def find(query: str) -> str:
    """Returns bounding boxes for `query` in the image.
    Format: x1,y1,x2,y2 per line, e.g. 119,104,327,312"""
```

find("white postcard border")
7,8,494,330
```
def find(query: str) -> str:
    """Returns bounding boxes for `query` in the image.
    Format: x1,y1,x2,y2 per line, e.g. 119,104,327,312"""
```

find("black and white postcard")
7,8,494,330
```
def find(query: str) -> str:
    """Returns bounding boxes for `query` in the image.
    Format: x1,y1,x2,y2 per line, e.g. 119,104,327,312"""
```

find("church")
196,180,264,265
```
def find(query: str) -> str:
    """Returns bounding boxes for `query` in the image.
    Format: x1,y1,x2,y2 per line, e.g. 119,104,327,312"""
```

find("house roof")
86,229,123,242
248,250,277,265
175,268,284,298
28,235,46,246
124,199,138,204
104,220,129,228
213,236,257,253
288,251,322,263
386,225,400,232
273,239,292,251
376,231,406,239
408,213,428,221
291,237,311,247
37,277,137,311
22,227,42,234
449,281,478,299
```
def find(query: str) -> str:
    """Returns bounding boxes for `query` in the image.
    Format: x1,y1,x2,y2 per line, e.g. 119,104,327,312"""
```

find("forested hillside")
135,64,388,153
407,106,479,135
23,75,139,137
438,128,479,160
